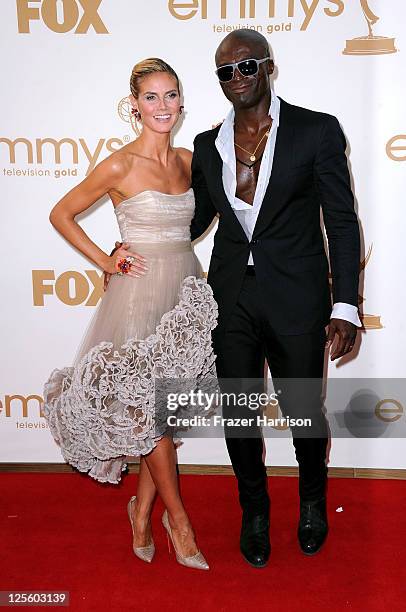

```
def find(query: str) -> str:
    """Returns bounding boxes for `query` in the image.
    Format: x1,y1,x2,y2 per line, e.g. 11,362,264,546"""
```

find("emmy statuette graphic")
357,245,383,329
343,0,397,55
328,245,383,330
118,96,141,136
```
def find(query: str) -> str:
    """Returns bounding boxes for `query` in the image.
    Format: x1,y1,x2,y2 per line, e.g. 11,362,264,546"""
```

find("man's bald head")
214,28,274,111
215,29,270,65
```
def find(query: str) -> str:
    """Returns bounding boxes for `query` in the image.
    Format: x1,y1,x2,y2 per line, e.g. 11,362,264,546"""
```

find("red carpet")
1,473,405,611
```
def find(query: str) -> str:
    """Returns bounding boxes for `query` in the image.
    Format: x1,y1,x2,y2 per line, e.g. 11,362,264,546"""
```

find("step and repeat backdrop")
1,1,405,470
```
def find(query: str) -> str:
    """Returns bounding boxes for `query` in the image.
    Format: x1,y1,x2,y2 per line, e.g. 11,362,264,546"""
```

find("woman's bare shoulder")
99,142,138,179
175,147,193,165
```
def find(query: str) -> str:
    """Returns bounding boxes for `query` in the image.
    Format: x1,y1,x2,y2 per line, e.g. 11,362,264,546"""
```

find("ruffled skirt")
42,241,218,484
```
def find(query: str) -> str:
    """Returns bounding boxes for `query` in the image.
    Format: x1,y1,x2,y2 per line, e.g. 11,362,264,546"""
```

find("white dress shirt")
214,90,361,327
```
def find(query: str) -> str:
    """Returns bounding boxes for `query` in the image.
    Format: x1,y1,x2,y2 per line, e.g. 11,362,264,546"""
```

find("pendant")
236,154,263,169
250,155,256,162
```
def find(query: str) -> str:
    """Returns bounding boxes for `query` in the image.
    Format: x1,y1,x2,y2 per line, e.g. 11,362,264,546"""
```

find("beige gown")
43,188,218,484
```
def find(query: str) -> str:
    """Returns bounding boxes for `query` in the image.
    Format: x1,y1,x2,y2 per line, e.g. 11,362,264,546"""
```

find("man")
189,29,361,568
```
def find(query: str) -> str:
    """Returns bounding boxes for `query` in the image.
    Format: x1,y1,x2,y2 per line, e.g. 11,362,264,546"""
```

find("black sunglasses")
215,57,270,83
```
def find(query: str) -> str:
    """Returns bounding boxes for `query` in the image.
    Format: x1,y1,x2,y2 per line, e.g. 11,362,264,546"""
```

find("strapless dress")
42,189,218,483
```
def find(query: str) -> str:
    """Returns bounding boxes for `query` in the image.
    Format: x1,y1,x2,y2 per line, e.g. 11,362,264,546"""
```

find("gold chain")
234,124,272,162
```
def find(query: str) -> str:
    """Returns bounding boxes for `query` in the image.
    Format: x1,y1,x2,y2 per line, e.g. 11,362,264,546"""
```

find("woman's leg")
143,436,200,557
130,456,157,547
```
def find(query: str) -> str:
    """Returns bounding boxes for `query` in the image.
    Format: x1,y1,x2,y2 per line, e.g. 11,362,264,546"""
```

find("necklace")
236,152,264,169
234,124,271,162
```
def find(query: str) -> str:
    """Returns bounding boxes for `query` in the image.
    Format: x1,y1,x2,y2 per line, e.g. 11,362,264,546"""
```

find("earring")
131,108,141,121
179,106,184,115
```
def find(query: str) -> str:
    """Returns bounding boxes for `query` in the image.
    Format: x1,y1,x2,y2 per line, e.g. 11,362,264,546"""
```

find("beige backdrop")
1,0,405,469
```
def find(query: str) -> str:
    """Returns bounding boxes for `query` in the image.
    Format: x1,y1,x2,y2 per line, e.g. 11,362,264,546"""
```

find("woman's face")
133,72,181,134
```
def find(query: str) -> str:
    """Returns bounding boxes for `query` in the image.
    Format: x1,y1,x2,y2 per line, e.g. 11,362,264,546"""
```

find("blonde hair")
130,58,180,98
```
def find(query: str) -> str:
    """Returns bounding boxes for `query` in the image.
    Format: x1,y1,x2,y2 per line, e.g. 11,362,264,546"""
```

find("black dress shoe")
298,497,328,555
240,513,271,568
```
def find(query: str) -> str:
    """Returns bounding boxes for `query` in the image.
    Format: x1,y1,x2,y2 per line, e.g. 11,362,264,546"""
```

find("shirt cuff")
331,302,362,327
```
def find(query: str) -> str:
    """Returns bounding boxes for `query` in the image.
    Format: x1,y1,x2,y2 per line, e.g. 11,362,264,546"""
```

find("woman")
43,58,218,570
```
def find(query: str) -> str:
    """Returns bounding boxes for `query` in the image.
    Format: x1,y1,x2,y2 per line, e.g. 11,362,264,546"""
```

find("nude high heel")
127,496,155,563
162,509,209,570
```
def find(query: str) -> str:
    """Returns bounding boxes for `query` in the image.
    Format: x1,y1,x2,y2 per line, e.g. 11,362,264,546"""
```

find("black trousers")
213,270,328,516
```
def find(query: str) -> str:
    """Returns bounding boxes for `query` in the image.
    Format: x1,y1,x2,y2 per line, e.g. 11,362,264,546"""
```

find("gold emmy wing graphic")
357,245,382,329
117,96,141,136
343,0,397,55
328,245,382,329
264,246,383,426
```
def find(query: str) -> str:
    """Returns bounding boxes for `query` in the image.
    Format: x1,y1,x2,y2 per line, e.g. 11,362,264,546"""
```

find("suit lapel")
210,143,250,243
252,98,294,239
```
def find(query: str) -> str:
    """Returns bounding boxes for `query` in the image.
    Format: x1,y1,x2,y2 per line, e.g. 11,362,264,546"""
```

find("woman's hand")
49,153,147,282
103,241,148,289
104,241,148,276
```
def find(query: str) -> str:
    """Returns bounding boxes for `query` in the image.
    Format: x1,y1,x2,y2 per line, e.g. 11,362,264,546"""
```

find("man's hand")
326,318,357,361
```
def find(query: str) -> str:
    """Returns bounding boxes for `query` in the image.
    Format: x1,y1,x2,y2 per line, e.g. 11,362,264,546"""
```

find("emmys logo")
32,270,104,306
0,136,125,178
168,0,344,30
386,135,406,162
0,394,44,418
343,0,397,55
16,0,108,34
375,400,404,423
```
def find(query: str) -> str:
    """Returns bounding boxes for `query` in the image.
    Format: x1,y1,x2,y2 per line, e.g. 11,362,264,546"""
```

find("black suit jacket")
191,97,361,335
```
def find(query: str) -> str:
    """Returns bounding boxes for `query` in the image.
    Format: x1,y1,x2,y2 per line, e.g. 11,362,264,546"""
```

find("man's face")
215,37,273,110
